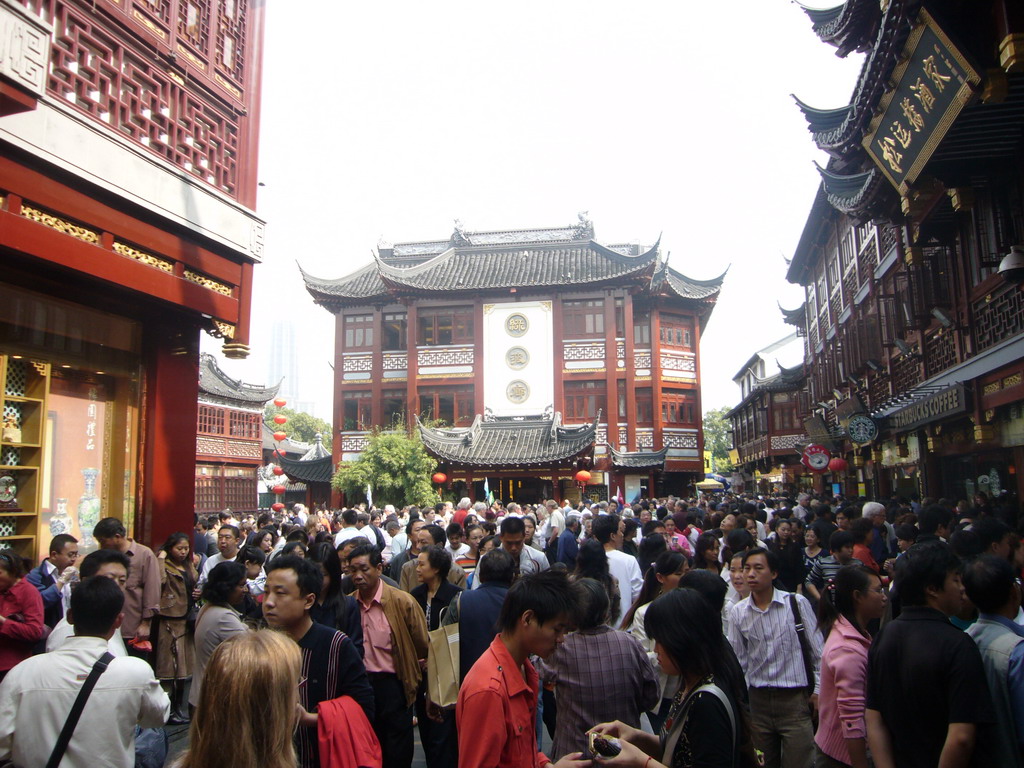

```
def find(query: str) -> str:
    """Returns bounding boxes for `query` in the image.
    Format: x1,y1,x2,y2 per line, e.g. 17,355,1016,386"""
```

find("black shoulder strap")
788,593,816,692
46,651,115,768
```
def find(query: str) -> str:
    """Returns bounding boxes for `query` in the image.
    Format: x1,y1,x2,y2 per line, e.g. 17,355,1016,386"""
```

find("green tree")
264,404,333,452
331,428,437,507
703,406,734,473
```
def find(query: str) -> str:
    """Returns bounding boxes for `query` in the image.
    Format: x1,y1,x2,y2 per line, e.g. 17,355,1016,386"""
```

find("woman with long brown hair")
155,532,198,724
171,630,301,768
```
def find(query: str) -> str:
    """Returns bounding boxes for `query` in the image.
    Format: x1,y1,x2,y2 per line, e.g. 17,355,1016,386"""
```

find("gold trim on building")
183,269,233,296
112,241,174,272
20,204,100,244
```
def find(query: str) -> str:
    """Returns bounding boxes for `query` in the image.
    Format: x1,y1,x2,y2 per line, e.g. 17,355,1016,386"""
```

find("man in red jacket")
456,570,589,768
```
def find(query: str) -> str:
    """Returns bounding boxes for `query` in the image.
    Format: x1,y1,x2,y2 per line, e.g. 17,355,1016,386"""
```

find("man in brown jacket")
349,544,429,768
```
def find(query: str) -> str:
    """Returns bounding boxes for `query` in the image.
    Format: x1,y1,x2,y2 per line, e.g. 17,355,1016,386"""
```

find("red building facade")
779,0,1024,504
0,0,266,554
303,217,723,505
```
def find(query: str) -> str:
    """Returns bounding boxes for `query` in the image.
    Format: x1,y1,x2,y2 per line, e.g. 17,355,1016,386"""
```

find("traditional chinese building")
1,0,266,555
727,333,808,494
194,354,277,515
301,216,724,504
784,0,1024,504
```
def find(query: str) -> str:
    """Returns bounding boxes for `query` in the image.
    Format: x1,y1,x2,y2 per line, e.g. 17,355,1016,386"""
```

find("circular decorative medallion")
506,380,530,404
505,313,529,337
506,346,530,370
846,413,878,445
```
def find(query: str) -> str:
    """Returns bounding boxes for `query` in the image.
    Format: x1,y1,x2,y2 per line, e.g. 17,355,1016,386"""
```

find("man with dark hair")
334,508,362,548
973,517,1014,560
389,518,426,582
0,576,168,768
594,514,642,628
94,517,160,651
964,554,1024,766
263,555,373,768
804,530,861,602
193,515,217,558
442,548,516,683
866,541,994,768
46,549,131,655
917,504,953,543
348,544,428,768
197,523,242,587
27,533,79,630
457,570,588,768
729,548,822,768
399,524,468,592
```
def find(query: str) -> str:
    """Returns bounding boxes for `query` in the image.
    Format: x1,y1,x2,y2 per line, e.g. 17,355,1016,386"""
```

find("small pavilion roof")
417,412,598,468
198,353,280,405
610,445,668,470
278,433,333,484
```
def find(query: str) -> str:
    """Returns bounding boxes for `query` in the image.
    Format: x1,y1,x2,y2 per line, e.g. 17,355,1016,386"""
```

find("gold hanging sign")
862,9,982,195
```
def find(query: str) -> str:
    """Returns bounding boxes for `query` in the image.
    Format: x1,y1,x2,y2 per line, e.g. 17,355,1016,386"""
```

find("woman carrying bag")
155,533,198,725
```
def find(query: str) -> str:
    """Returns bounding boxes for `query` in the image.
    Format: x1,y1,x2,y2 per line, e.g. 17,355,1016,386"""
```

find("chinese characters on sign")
862,10,981,193
86,388,98,451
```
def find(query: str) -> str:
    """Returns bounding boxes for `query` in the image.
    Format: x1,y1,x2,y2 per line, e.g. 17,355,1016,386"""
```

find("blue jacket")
26,560,63,629
457,581,508,683
557,528,579,568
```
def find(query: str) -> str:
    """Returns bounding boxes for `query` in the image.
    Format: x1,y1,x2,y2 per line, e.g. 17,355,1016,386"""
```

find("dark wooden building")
1,0,266,554
302,217,724,505
782,0,1024,504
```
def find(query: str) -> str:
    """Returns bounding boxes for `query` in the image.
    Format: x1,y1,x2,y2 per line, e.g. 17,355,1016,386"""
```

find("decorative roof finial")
571,211,594,240
452,219,471,247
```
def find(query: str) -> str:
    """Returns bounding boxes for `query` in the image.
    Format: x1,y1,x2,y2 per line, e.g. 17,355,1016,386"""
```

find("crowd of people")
0,488,1019,768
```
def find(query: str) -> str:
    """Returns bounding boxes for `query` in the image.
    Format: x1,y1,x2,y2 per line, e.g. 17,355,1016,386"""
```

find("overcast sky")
207,0,863,421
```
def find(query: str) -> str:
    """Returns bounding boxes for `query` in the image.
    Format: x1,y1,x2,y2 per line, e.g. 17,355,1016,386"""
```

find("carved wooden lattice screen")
19,0,248,198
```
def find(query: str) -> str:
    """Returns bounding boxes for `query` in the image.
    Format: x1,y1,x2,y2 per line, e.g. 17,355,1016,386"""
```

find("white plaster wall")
483,300,553,416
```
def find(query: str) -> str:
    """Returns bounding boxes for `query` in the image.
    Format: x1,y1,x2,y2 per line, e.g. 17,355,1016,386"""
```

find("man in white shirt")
334,508,363,548
0,576,169,768
196,523,242,592
26,533,79,631
593,514,643,628
47,549,131,657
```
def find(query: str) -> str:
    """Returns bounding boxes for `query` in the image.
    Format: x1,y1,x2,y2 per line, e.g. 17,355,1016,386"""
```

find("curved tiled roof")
417,413,598,468
278,453,333,484
610,445,668,470
198,353,280,404
300,218,725,312
797,0,882,56
376,241,658,293
780,302,806,327
815,164,891,218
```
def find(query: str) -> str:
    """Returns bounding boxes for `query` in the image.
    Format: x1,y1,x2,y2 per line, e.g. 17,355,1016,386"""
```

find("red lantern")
432,472,447,485
273,414,287,425
273,431,287,442
274,398,287,408
271,502,285,512
828,456,849,473
272,466,285,476
575,470,592,484
272,484,286,496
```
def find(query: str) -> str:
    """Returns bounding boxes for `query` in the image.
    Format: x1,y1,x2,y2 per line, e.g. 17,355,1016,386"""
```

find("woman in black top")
411,545,461,768
768,518,806,593
590,588,759,768
306,542,363,656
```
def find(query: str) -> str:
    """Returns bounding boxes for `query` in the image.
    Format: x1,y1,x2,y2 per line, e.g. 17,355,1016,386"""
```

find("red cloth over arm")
0,583,44,642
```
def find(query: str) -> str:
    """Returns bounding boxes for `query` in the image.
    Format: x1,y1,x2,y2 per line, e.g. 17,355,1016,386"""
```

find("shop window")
563,299,605,338
661,390,696,425
617,380,626,420
198,405,226,435
343,314,374,349
564,380,605,420
635,387,653,423
633,315,651,345
614,298,625,336
382,313,407,350
382,390,405,427
418,310,474,346
342,390,372,431
419,387,474,426
228,410,261,439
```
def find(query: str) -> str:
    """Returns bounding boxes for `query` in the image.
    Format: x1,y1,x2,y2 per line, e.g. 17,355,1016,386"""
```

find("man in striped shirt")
263,556,375,768
728,547,823,768
804,531,862,602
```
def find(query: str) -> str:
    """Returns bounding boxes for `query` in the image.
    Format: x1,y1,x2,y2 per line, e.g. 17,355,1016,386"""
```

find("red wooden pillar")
651,307,665,452
370,308,384,427
623,292,637,452
692,312,705,465
406,303,419,429
603,289,618,451
552,299,565,415
139,321,201,548
331,312,344,508
474,302,485,417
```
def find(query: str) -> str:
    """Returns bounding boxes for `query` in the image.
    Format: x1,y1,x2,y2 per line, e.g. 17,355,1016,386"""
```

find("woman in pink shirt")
814,565,887,768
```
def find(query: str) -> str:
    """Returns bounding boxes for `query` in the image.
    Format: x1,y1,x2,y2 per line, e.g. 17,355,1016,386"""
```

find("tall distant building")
267,322,315,414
